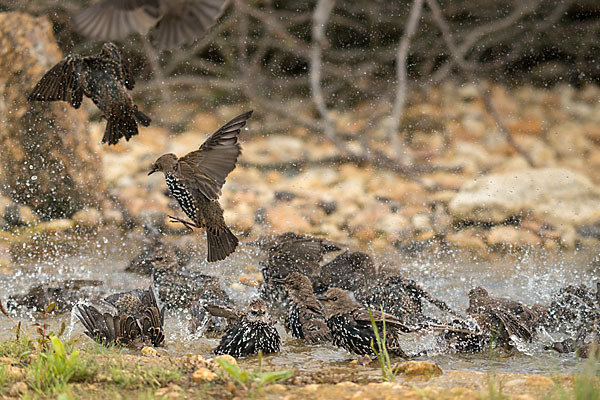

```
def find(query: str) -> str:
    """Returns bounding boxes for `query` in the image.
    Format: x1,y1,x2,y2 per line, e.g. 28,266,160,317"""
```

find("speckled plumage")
214,299,280,357
6,279,103,313
313,250,375,293
77,286,165,348
149,111,252,262
72,0,229,49
28,42,150,145
466,287,540,346
318,288,411,358
274,272,331,344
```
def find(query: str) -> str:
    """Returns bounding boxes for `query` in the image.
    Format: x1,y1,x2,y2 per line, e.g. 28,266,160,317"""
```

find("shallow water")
0,231,598,377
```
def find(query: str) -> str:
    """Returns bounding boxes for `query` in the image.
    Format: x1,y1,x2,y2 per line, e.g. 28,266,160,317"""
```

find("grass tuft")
369,306,396,382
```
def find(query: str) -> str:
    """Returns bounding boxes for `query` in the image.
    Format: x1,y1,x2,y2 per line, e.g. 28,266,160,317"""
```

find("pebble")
192,367,217,383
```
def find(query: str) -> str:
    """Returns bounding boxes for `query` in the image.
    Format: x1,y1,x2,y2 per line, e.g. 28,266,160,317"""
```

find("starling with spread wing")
318,288,412,358
149,111,252,262
28,42,150,145
72,0,229,49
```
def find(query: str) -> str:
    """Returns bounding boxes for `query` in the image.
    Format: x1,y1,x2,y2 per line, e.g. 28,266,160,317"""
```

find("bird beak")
316,295,330,302
271,277,287,284
148,166,157,175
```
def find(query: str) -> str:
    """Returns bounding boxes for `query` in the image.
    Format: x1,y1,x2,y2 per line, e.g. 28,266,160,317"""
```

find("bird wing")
353,308,412,333
28,56,84,108
72,0,160,41
151,0,228,49
204,303,241,320
176,111,252,201
493,308,533,342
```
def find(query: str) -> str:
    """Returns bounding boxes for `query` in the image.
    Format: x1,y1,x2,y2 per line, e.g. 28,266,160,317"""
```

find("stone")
215,354,237,367
265,204,312,233
0,12,105,219
395,361,442,378
486,226,541,248
34,219,75,233
9,382,27,396
141,346,158,356
6,365,25,380
192,367,217,383
449,168,600,227
445,230,488,251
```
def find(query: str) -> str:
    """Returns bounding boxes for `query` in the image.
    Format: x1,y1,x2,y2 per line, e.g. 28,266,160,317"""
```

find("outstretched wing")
71,0,160,41
176,110,252,201
152,0,229,49
28,56,83,108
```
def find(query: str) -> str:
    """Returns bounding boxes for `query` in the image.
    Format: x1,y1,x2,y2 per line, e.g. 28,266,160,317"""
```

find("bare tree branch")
388,0,424,165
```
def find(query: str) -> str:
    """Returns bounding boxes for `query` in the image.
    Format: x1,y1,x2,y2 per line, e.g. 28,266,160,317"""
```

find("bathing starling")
318,288,411,358
72,0,229,49
6,279,103,313
466,287,539,345
272,272,331,344
28,42,151,145
313,250,375,294
354,275,457,327
546,284,599,333
149,111,252,262
213,298,281,357
253,232,341,305
126,227,190,276
77,286,165,347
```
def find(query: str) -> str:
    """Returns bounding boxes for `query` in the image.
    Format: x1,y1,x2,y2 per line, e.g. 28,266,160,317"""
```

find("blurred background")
0,0,598,256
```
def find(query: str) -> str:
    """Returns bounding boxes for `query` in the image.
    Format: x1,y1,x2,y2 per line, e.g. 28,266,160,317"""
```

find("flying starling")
318,288,412,358
72,0,229,49
28,42,151,145
149,111,252,262
213,298,281,358
272,272,331,344
77,286,165,347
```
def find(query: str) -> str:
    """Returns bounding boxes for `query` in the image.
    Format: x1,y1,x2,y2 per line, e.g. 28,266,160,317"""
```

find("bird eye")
332,297,338,301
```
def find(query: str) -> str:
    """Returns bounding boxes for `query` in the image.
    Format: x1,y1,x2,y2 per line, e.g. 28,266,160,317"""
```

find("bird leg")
168,215,199,230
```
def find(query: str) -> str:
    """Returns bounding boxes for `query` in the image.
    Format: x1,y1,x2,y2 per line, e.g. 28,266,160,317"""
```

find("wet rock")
0,12,104,219
445,229,488,252
3,203,37,226
395,361,442,378
486,226,541,249
141,346,158,356
449,168,600,227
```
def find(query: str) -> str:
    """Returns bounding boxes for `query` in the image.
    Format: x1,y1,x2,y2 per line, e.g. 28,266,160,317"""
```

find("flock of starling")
15,1,600,361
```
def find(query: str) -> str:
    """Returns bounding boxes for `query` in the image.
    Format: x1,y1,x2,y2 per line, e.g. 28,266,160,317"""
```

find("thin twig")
310,0,349,154
388,0,424,164
425,0,535,167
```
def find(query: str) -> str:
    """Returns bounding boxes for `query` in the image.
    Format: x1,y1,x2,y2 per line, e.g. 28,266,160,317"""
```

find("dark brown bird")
6,279,103,313
466,287,539,345
355,275,457,327
313,250,375,293
148,111,252,262
252,232,341,305
77,286,165,348
28,42,151,145
318,288,411,358
213,298,281,357
272,272,331,344
72,0,229,49
546,284,599,333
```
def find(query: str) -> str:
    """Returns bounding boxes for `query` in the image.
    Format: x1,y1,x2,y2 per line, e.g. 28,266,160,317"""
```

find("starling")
313,250,375,294
213,299,281,358
546,284,599,333
252,232,341,305
6,279,103,313
272,272,331,344
126,231,189,276
77,286,165,347
466,287,539,346
318,288,412,358
72,0,229,49
354,275,457,327
149,111,252,262
28,42,151,145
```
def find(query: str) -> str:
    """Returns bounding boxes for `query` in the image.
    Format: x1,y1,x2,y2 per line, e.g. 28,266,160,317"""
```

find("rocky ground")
2,82,600,264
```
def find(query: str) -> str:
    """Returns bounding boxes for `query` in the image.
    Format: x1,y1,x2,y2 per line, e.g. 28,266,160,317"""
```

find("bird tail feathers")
206,226,238,262
132,106,151,127
103,114,139,145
